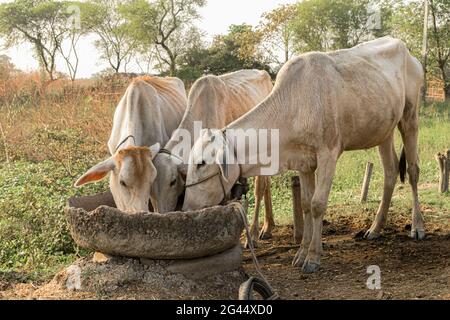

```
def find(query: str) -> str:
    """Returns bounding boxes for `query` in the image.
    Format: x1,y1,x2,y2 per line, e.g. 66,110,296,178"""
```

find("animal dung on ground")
65,192,245,260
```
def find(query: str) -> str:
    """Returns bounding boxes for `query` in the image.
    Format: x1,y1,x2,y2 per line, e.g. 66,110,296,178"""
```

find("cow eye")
120,180,127,188
170,179,177,187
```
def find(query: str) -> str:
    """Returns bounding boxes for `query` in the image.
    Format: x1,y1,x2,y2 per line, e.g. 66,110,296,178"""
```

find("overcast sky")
0,0,297,78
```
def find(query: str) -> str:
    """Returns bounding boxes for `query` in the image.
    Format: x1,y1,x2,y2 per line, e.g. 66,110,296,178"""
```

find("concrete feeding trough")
57,192,248,299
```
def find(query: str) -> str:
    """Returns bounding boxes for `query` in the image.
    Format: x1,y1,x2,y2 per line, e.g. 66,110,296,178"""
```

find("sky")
0,0,297,78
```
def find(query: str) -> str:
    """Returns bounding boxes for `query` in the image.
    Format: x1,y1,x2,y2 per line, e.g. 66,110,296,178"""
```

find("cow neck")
225,93,281,178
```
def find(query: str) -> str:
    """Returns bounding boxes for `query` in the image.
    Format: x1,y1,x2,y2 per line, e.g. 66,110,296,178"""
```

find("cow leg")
292,172,315,268
260,177,275,240
365,135,399,240
246,176,265,248
399,117,425,240
302,152,338,274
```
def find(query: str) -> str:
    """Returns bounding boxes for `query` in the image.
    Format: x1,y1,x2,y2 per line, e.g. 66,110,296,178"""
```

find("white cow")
150,70,282,244
75,76,187,213
182,37,425,273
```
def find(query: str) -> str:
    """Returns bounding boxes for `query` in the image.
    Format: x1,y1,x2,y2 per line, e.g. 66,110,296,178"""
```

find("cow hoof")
244,239,259,249
259,231,272,240
364,230,381,240
411,229,426,241
292,251,306,268
302,261,320,274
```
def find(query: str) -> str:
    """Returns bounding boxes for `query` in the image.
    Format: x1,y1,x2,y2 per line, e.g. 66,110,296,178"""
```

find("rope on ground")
234,199,279,300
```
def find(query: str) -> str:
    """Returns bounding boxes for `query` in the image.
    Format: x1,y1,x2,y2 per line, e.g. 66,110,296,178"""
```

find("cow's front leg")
259,177,274,240
302,153,337,274
246,177,265,248
293,172,315,268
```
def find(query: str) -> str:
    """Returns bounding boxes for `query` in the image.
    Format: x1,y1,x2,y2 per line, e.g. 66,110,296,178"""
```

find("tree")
389,0,450,100
291,0,388,52
121,0,206,76
83,0,138,74
387,0,423,57
206,24,265,75
175,38,209,81
0,0,74,81
59,1,90,81
258,4,297,65
429,0,450,99
187,24,271,76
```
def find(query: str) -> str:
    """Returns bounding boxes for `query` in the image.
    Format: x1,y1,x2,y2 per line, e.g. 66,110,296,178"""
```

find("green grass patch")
0,101,448,283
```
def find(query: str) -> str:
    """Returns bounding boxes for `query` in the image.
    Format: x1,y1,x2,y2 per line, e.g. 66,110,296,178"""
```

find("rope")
234,199,279,300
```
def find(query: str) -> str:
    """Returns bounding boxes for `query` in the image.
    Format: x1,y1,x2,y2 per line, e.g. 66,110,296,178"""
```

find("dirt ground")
244,224,450,300
1,219,449,300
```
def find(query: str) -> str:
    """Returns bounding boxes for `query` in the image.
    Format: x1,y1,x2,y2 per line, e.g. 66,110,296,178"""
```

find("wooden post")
361,163,374,203
436,150,450,193
421,0,429,103
291,176,304,244
446,150,450,192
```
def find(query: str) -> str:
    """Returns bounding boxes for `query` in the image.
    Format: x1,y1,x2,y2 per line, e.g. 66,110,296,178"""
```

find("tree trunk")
445,83,450,101
169,61,176,76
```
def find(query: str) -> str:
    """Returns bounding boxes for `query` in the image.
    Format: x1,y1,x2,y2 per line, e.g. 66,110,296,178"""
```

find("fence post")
436,150,450,193
291,176,304,244
361,163,374,203
446,150,450,193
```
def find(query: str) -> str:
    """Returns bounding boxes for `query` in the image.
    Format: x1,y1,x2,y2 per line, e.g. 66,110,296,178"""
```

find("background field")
0,78,448,288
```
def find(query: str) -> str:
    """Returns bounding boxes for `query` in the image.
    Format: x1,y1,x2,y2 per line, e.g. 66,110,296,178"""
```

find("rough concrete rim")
65,195,245,260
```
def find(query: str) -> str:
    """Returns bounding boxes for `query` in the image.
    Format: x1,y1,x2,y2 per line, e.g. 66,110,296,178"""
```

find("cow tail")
399,147,407,184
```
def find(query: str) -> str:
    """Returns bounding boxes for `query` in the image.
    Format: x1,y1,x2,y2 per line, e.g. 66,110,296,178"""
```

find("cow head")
182,130,240,211
75,144,161,213
151,153,187,213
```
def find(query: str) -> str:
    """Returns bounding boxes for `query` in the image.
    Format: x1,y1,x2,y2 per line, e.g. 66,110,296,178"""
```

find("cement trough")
65,192,245,260
59,192,248,299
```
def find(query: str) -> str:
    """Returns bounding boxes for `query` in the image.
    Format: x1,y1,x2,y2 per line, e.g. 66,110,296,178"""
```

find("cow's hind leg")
399,113,425,240
365,135,399,240
292,172,315,269
260,177,275,240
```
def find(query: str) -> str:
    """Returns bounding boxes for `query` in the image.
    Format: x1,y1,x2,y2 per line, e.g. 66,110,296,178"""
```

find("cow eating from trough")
182,37,426,274
74,76,187,213
149,70,281,244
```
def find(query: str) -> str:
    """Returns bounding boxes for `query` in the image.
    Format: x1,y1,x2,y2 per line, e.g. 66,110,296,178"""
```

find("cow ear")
75,158,115,187
177,164,188,182
149,143,161,159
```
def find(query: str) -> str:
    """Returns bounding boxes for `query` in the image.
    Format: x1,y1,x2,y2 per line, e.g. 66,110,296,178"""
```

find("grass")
0,78,449,284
